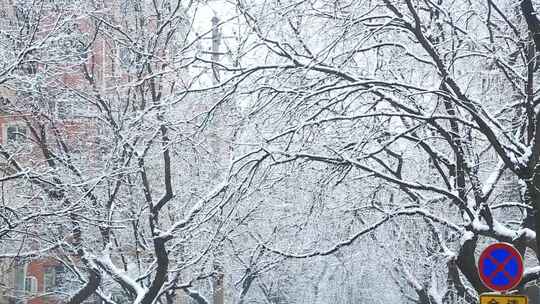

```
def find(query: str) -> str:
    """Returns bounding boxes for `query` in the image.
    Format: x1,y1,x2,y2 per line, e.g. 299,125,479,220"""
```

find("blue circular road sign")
478,242,523,292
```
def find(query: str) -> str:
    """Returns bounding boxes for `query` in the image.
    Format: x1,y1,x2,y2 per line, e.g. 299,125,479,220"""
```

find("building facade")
0,0,231,303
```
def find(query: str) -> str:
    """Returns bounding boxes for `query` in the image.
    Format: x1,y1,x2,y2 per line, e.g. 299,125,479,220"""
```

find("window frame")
43,266,56,292
4,122,27,144
24,276,37,293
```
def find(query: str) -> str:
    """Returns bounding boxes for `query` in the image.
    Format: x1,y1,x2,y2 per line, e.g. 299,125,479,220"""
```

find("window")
120,0,142,16
24,276,37,293
11,261,26,304
42,265,67,296
52,266,66,292
44,266,56,292
5,124,27,144
118,47,142,72
56,100,74,119
14,263,25,291
118,47,132,67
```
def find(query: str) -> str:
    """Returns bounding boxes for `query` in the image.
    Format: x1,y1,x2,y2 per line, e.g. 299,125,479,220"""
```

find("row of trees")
2,0,540,303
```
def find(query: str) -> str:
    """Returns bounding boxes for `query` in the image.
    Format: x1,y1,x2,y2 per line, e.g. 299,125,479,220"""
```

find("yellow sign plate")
480,294,528,304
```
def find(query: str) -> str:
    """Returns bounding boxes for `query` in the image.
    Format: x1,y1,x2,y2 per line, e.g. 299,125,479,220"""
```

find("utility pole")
211,16,221,85
197,12,239,304
211,15,224,304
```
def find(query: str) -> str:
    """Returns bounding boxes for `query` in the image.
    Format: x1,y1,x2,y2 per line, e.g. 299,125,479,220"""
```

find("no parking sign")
478,243,523,292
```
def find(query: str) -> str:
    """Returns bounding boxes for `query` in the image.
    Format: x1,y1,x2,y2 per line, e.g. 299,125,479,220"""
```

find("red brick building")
0,1,120,303
0,0,228,303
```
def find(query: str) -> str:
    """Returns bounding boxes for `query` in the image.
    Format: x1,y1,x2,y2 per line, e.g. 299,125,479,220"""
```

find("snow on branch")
157,181,229,241
94,246,146,301
256,208,460,259
0,242,61,259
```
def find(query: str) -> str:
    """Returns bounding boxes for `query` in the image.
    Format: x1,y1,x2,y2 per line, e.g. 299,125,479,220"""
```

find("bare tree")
216,0,540,303
0,1,251,304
